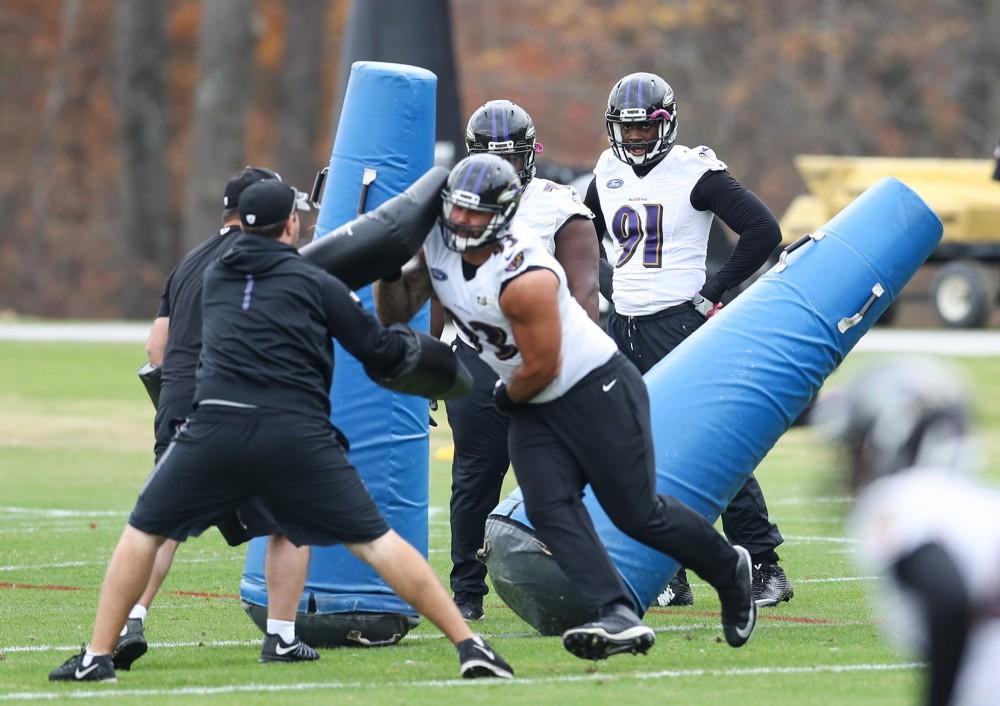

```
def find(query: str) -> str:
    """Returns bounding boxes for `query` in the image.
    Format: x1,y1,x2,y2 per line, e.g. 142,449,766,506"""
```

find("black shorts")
130,405,389,547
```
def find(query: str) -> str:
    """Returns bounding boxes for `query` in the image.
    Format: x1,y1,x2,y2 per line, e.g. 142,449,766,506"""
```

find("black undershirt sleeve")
321,275,407,376
690,170,781,303
584,177,616,300
583,177,608,261
892,541,971,706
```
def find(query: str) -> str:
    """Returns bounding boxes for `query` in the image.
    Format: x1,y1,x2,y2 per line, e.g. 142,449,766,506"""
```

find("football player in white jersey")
584,71,791,609
441,100,599,621
814,358,1000,706
376,153,757,660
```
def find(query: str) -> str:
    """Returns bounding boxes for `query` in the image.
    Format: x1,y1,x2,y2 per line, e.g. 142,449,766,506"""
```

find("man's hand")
493,381,520,416
691,293,723,319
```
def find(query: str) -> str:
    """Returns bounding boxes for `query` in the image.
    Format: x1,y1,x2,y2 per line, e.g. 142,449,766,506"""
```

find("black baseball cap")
223,165,311,212
239,180,298,228
223,166,280,209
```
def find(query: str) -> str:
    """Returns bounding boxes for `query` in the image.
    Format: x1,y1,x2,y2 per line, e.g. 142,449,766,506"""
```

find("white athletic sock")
266,619,296,643
82,650,100,666
128,604,147,623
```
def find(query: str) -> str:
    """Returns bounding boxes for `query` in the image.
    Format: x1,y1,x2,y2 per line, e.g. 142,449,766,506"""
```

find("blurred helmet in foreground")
812,357,975,491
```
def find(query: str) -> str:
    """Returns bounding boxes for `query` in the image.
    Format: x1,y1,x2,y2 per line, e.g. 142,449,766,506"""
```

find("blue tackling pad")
486,177,944,633
241,62,436,638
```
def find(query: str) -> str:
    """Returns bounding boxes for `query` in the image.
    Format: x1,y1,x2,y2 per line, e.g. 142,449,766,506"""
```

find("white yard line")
0,662,921,700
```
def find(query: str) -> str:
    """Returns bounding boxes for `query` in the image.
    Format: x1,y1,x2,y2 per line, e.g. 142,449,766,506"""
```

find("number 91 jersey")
423,222,616,403
593,144,727,316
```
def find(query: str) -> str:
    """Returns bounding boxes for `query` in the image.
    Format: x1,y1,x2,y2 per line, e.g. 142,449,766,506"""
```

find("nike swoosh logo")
473,643,495,661
74,663,100,679
602,379,618,392
274,641,301,656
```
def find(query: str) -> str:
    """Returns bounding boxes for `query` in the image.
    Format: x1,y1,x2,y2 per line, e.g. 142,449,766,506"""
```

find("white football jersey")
517,177,593,255
424,223,616,403
851,468,1000,706
593,144,727,315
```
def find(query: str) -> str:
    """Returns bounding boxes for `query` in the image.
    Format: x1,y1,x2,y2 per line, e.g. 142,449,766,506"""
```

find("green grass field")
2,341,998,705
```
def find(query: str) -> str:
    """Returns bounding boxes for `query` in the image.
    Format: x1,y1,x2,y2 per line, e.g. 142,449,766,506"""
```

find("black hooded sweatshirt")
195,233,405,417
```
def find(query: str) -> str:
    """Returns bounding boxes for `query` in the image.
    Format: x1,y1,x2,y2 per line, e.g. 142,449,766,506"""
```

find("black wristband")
380,268,403,283
493,382,519,416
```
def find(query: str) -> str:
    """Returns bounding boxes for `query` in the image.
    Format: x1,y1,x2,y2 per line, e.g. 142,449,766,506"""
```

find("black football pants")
509,353,738,614
444,340,510,599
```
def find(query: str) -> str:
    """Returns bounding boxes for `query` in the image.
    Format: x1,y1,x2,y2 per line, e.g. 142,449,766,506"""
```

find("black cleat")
49,648,116,682
259,634,319,663
112,618,148,671
562,604,655,660
654,568,694,607
455,594,484,622
753,561,794,607
457,635,514,679
718,545,758,648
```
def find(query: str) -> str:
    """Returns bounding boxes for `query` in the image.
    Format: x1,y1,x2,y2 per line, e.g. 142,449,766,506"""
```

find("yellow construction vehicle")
780,155,1000,328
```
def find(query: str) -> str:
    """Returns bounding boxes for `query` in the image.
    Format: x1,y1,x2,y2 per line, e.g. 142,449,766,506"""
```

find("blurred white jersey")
424,224,615,403
851,468,1000,706
517,177,593,255
593,144,726,315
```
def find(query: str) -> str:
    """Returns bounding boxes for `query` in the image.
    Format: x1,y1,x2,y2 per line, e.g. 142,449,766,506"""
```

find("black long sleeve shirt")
585,168,781,303
196,233,406,417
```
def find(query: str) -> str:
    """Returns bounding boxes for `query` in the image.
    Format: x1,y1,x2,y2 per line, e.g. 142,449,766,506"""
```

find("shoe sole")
722,546,758,648
112,639,147,671
755,586,795,608
460,660,514,679
562,625,655,661
260,653,320,663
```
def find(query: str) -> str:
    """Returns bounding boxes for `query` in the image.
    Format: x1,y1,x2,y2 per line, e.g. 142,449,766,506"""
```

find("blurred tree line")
1,0,996,318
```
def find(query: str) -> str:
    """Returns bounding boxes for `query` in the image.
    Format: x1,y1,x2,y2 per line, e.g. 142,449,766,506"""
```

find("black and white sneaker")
654,568,695,607
457,635,514,679
562,604,655,660
49,648,116,682
112,618,148,671
753,561,794,607
455,594,485,622
718,545,758,648
259,634,319,663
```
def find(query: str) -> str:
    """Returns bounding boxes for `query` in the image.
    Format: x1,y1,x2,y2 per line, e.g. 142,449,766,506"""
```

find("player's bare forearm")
373,254,433,324
554,217,600,321
501,269,562,402
146,316,169,366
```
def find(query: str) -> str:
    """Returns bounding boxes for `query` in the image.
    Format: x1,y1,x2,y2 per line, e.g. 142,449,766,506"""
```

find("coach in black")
114,167,315,670
49,180,513,683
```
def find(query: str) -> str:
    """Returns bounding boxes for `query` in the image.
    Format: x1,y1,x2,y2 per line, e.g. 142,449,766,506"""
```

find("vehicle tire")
930,261,997,329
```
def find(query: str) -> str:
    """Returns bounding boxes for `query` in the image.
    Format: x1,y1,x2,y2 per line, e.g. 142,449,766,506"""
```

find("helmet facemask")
605,72,678,167
465,100,541,186
440,154,522,253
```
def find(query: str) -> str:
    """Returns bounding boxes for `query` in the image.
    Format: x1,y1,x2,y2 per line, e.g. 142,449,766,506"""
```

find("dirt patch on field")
0,397,152,452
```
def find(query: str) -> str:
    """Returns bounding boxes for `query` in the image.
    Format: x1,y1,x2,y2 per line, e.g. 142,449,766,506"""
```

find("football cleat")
753,561,795,607
718,545,758,648
562,604,655,660
259,633,319,663
49,648,116,682
455,594,485,622
112,618,148,671
654,568,694,607
458,635,514,679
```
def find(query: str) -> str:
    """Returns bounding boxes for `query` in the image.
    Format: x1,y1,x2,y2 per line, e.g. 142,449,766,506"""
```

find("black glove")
493,381,521,416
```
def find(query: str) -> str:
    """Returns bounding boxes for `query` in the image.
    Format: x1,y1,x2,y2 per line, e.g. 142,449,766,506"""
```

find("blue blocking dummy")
241,62,437,647
483,178,944,635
